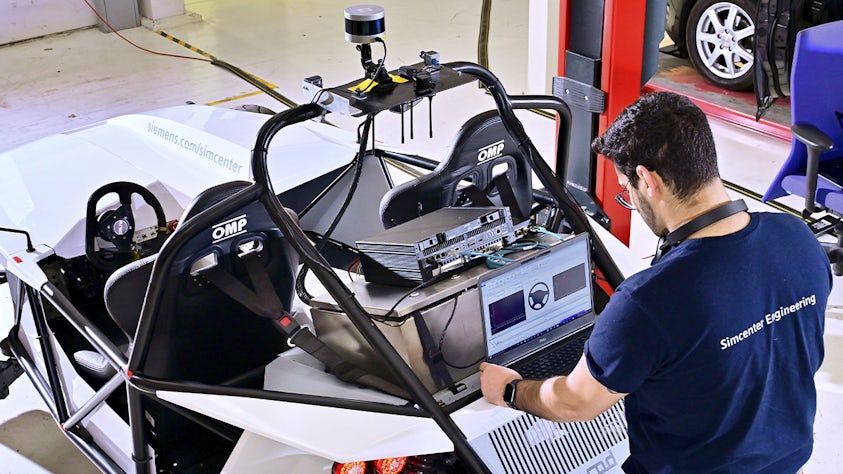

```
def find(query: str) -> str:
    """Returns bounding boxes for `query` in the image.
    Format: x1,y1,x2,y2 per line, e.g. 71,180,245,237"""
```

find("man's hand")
479,362,522,407
478,356,627,422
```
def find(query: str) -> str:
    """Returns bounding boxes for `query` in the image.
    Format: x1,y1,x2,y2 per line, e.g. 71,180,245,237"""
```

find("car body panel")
0,105,356,262
0,61,634,471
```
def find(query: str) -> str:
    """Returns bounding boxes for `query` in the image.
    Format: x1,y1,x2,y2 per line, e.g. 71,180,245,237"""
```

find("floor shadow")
0,410,98,473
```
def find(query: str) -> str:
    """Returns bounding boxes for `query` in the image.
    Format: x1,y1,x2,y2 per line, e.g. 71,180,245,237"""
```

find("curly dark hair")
591,91,720,200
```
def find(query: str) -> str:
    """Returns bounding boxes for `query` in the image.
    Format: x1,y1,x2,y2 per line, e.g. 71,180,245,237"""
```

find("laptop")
431,233,595,408
480,232,595,379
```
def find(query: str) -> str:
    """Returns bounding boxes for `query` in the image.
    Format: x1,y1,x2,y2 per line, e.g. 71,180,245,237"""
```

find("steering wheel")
85,181,168,272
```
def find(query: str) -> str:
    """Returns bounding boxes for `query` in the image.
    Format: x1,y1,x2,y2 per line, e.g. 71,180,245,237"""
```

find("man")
479,91,832,473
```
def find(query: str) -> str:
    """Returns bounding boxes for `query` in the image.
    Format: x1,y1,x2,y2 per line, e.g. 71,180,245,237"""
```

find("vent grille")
486,402,627,474
422,219,504,257
364,253,417,270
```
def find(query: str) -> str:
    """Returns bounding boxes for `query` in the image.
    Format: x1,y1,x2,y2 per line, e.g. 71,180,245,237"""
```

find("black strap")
655,200,749,263
199,251,411,400
273,315,411,399
492,173,526,222
455,184,494,207
201,252,282,318
455,174,526,222
413,312,454,389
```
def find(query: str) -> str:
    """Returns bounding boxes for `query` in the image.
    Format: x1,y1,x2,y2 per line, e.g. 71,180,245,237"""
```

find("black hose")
211,59,298,109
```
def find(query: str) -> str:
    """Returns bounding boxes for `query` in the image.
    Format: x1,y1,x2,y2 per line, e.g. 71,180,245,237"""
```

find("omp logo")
586,452,618,474
478,140,505,162
212,214,247,243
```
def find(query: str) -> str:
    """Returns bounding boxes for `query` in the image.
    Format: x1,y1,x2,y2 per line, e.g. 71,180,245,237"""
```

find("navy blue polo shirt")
585,212,831,473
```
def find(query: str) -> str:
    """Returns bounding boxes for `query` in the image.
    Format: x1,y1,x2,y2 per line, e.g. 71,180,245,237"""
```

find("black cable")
437,294,484,370
370,275,450,326
295,115,375,304
363,38,388,93
211,59,298,109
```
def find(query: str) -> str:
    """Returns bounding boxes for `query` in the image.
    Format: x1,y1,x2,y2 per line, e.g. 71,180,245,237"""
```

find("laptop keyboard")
515,329,591,379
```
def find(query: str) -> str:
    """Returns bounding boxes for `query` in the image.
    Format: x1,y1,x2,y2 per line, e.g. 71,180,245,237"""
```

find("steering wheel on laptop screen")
85,181,168,272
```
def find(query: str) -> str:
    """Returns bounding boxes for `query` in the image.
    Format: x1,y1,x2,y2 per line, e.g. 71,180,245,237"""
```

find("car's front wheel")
685,0,757,90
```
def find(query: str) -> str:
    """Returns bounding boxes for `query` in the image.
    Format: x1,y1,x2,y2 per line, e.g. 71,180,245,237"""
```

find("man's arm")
479,355,626,422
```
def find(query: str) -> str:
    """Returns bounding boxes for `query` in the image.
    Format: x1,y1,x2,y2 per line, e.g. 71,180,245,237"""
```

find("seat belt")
412,313,454,389
196,249,411,400
455,184,495,207
455,174,527,222
491,173,527,222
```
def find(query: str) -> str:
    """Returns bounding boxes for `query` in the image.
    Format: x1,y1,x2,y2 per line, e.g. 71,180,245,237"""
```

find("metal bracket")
807,214,839,237
552,76,606,114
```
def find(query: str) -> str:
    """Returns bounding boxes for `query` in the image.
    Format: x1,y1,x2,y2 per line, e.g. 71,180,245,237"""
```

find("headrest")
179,180,253,222
379,110,532,228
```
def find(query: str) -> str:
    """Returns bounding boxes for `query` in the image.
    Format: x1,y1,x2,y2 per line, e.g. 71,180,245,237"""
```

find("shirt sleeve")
584,287,663,394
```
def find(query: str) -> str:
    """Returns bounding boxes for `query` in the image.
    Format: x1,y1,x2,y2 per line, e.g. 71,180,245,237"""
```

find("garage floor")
1,1,841,473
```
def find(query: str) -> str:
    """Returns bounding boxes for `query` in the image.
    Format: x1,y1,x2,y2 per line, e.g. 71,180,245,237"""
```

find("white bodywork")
0,105,355,266
0,103,633,473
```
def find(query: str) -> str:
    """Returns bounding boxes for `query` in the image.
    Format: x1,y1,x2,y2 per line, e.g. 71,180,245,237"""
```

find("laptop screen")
479,233,595,365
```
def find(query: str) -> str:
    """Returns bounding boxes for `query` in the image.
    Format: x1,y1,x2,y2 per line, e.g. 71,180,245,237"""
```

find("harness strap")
199,251,411,400
455,173,526,222
413,312,454,389
492,173,526,222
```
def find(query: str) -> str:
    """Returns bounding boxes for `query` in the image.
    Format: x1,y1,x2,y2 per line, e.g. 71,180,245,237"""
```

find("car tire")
685,0,757,91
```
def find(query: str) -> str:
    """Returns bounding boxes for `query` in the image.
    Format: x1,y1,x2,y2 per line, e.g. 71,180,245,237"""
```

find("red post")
595,0,647,245
557,0,647,245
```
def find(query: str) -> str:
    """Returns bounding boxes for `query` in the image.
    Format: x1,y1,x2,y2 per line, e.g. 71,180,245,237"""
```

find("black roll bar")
249,103,493,474
446,62,624,289
124,61,624,474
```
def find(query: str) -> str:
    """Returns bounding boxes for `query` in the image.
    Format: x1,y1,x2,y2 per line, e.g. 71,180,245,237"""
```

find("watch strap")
504,378,523,409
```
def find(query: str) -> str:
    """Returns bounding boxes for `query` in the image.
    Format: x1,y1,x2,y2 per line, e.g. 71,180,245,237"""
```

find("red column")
595,0,647,245
558,0,647,245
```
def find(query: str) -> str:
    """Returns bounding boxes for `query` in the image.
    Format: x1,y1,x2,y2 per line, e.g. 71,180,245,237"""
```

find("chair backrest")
379,110,533,228
104,254,157,343
763,20,843,203
106,181,298,384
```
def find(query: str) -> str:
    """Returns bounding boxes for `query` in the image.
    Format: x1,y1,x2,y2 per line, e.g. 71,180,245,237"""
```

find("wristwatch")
503,378,523,409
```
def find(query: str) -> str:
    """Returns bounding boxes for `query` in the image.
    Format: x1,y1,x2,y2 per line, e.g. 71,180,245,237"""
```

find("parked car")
666,0,758,91
666,0,842,101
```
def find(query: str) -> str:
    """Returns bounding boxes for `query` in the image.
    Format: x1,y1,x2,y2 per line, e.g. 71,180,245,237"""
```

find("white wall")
0,0,185,46
139,0,184,21
0,0,97,45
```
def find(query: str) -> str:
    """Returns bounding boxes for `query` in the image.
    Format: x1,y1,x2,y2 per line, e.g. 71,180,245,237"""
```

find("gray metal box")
311,266,489,394
93,0,140,32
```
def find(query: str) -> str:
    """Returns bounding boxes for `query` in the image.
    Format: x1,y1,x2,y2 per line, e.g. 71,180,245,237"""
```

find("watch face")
504,379,519,408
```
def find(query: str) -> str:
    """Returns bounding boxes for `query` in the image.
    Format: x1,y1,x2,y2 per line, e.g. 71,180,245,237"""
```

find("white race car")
0,47,630,473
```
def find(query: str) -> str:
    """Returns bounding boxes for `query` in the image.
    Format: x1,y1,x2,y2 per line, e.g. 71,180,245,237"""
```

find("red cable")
81,0,211,63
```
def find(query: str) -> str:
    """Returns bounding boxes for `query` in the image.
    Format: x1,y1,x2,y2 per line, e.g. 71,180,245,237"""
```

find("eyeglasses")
615,183,636,211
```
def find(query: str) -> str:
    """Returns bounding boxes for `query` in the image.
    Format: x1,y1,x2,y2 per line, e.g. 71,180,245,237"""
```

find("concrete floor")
0,1,841,472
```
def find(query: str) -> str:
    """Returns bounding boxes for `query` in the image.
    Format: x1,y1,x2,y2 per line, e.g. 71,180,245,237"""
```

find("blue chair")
763,20,843,274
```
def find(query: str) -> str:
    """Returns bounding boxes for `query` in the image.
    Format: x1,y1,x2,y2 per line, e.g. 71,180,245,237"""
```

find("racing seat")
379,110,533,228
762,20,843,274
73,256,154,378
75,181,298,384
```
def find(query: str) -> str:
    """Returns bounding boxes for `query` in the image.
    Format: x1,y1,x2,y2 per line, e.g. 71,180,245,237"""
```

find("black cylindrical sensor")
344,5,385,44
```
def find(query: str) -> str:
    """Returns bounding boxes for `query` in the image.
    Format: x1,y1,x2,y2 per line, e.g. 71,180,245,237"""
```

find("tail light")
374,457,408,474
333,461,368,474
333,456,408,474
